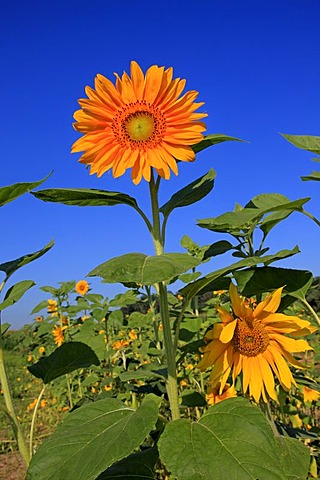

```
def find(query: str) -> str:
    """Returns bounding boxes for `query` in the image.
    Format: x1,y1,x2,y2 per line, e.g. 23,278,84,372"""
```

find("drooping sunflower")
72,61,207,184
198,282,317,403
75,280,89,296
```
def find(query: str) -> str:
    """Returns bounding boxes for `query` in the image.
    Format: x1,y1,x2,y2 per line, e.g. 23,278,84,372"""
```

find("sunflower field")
1,62,320,480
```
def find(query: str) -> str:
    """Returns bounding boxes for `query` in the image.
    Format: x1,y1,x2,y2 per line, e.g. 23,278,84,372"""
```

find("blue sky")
1,0,320,328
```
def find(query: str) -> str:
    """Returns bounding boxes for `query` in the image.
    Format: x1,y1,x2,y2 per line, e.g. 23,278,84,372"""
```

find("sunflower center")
232,319,269,357
112,101,166,150
125,112,155,141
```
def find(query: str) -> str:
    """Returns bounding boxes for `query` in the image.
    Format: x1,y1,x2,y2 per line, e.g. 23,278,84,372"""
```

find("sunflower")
72,61,207,184
198,283,317,403
47,299,57,314
75,280,89,296
52,325,67,347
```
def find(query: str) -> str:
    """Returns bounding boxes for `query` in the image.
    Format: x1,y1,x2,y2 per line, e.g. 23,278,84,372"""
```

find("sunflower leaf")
26,396,159,480
0,280,35,311
276,436,310,480
88,253,200,285
281,133,320,155
180,247,299,301
158,397,288,480
233,267,313,301
31,187,139,209
27,342,100,383
0,173,51,207
160,169,216,217
0,240,54,281
301,171,320,181
96,447,159,480
192,133,246,154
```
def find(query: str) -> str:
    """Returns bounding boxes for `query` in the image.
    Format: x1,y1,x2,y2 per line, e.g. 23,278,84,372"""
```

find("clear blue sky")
1,0,320,328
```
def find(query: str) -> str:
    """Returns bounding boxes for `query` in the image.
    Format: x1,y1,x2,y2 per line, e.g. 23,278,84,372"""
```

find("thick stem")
149,172,180,420
158,282,181,420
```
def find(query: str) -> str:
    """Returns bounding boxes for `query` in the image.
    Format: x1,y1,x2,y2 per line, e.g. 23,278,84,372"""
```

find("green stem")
29,384,47,457
302,209,320,228
149,172,180,420
158,282,180,420
66,374,73,409
300,298,320,328
0,330,30,465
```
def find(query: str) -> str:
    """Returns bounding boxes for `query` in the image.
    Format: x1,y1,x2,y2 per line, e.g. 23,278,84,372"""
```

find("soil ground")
0,452,27,480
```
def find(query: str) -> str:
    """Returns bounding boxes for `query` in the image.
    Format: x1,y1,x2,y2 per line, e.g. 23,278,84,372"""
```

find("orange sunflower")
72,61,207,184
198,282,317,403
75,280,89,296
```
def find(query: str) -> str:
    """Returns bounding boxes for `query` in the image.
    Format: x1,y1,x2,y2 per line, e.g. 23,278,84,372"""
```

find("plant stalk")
149,172,180,420
0,331,30,465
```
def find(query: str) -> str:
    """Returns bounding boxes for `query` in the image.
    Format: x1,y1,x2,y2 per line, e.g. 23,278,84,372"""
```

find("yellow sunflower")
47,299,57,314
75,280,89,296
198,282,317,403
52,325,67,347
72,61,207,184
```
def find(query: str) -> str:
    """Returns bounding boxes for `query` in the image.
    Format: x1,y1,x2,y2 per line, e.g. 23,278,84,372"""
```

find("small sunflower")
52,325,67,347
75,280,89,296
47,299,57,314
198,282,317,403
72,61,207,184
112,339,130,350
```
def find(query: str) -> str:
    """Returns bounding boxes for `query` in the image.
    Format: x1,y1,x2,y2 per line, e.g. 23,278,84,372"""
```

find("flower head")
128,329,137,341
39,346,45,354
198,283,317,403
112,339,130,350
72,61,207,184
52,325,67,347
75,280,89,296
47,299,57,314
302,386,320,403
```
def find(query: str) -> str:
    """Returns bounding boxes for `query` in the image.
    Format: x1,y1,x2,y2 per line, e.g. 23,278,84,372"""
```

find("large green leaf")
0,174,50,207
281,133,320,155
32,187,139,209
276,436,310,480
96,447,158,479
158,397,288,480
27,342,100,383
0,280,35,311
89,253,200,285
233,267,313,301
160,169,216,217
26,396,159,480
180,247,299,301
0,240,54,281
192,134,245,154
